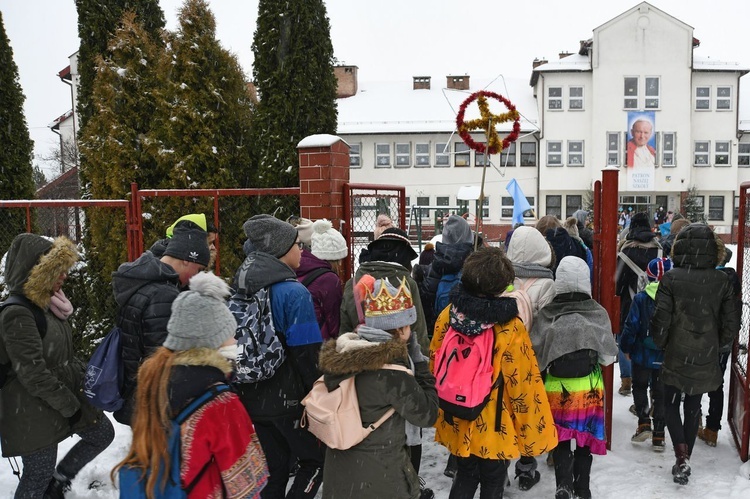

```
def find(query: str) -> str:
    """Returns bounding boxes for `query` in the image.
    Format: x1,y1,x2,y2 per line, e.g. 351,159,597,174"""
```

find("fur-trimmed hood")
173,347,234,376
4,234,78,309
319,333,408,378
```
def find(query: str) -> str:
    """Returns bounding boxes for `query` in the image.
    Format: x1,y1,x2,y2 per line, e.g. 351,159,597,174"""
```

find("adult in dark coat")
572,209,594,250
651,224,740,485
536,215,587,276
0,234,114,497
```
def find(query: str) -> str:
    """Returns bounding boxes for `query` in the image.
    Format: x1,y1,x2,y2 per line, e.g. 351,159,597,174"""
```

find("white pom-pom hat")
311,219,348,261
164,272,236,351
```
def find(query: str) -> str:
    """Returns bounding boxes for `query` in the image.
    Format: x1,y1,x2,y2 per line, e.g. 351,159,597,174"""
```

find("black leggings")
14,415,114,499
663,384,702,456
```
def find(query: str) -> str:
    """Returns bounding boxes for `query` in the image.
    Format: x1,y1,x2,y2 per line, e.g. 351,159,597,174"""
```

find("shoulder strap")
0,295,47,338
364,364,415,431
618,251,644,276
301,268,334,288
174,384,230,424
518,277,538,293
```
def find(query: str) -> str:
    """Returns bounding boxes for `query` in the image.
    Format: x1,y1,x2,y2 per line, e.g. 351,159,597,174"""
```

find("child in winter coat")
620,257,673,452
114,272,269,498
530,256,619,499
431,247,557,499
319,276,438,499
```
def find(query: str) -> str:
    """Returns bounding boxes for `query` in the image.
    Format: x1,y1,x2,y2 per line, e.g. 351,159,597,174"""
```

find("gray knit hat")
364,277,417,330
243,214,298,258
165,273,236,351
442,215,473,245
163,221,210,267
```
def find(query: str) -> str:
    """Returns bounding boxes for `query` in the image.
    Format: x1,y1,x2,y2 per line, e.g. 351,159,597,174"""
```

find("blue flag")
506,179,532,226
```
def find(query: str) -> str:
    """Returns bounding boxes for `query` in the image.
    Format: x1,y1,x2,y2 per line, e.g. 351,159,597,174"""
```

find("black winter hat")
243,214,298,258
163,221,210,267
366,227,418,269
630,212,651,230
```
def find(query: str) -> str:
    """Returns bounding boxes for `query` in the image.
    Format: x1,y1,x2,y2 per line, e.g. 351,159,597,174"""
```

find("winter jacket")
430,285,558,461
112,250,182,425
615,226,662,332
414,241,473,335
295,250,342,341
233,252,322,421
545,227,587,275
0,235,102,457
620,283,664,369
341,260,430,356
506,226,556,317
319,334,438,499
167,349,268,498
651,224,740,395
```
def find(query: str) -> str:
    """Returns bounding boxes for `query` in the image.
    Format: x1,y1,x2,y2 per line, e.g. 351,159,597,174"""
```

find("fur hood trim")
173,348,233,376
449,284,519,326
319,334,408,375
24,237,78,309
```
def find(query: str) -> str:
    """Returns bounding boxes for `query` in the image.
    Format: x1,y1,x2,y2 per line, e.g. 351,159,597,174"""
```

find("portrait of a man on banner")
626,111,656,168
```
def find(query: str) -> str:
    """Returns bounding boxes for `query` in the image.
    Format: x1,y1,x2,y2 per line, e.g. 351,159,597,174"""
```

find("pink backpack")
433,325,499,422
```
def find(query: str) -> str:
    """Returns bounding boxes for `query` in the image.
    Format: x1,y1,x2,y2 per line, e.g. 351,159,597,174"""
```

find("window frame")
644,76,660,109
606,132,620,167
548,86,563,111
624,77,638,109
714,141,731,167
568,86,584,111
661,132,676,167
546,195,562,219
565,195,582,218
739,143,750,167
716,86,732,111
435,143,450,167
547,141,563,167
501,196,535,220
395,142,411,168
454,142,471,167
349,142,362,168
415,142,430,167
695,86,711,111
708,195,724,221
520,142,537,167
375,143,391,168
693,141,710,167
416,196,430,219
500,142,516,167
567,140,584,167
475,143,489,167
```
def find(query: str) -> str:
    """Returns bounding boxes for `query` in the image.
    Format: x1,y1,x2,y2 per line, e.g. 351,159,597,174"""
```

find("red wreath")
456,90,521,154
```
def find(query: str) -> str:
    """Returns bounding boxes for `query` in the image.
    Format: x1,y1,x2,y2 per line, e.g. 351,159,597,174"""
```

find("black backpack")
0,295,47,388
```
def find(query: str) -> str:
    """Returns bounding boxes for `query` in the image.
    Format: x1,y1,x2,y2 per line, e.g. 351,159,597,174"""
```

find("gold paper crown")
364,277,414,318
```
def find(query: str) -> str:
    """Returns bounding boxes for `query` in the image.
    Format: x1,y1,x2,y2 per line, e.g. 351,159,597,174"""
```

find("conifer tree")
75,0,165,128
251,0,338,187
683,185,707,224
0,12,36,256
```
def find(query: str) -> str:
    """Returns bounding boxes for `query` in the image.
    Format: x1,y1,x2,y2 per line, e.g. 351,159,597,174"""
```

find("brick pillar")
297,134,350,229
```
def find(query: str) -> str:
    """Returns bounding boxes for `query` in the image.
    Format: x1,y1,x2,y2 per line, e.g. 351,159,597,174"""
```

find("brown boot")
672,443,691,485
697,427,718,447
618,377,632,396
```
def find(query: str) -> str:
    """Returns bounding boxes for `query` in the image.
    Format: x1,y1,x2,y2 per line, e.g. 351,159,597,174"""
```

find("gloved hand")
407,329,427,363
68,409,82,429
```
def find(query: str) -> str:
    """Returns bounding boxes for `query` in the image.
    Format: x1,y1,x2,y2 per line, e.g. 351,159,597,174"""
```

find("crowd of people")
0,206,741,498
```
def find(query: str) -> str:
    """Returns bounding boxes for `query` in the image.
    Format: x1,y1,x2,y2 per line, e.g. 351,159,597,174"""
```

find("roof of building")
36,166,79,198
337,75,538,135
48,110,74,130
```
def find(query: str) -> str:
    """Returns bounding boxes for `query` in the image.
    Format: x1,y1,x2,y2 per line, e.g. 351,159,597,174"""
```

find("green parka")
0,235,101,457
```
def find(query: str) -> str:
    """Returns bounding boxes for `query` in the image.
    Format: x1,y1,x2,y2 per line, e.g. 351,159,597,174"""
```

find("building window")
435,143,450,167
501,197,535,219
693,141,710,166
475,144,488,167
708,196,724,221
624,77,638,109
520,142,537,166
566,195,582,218
605,132,620,166
735,196,741,221
415,143,430,167
548,87,562,110
480,197,490,219
547,141,562,166
662,132,675,167
455,143,470,167
395,143,411,167
500,142,516,166
349,143,361,168
546,195,562,218
717,86,732,110
375,143,391,167
695,87,710,110
645,77,660,109
417,196,430,219
739,143,750,167
715,141,730,166
569,86,583,110
568,141,584,166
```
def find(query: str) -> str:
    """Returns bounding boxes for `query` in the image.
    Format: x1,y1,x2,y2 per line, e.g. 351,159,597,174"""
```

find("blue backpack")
118,384,230,498
434,272,461,317
83,325,124,411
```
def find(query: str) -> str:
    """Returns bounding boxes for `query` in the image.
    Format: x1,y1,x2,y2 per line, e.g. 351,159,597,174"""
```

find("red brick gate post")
297,134,350,228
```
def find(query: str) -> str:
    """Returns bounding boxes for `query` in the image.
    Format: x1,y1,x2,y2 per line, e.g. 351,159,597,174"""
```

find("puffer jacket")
112,250,181,425
168,349,268,498
0,235,101,457
651,224,740,395
615,226,662,332
319,334,437,499
295,250,342,341
430,285,558,461
341,261,430,356
506,226,556,316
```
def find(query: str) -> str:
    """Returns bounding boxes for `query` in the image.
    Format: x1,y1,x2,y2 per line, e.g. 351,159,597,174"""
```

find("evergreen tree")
251,0,338,187
75,0,165,129
0,12,36,257
683,185,707,224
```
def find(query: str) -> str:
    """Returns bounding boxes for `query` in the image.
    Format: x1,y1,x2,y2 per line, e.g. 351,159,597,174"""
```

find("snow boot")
631,423,652,442
619,377,632,396
672,443,691,485
698,427,718,447
573,450,593,499
44,471,71,499
652,431,665,452
629,404,638,416
418,477,435,499
515,457,540,491
554,445,575,499
443,454,457,479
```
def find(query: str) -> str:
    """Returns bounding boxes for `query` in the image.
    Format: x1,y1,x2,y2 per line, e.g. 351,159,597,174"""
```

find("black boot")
44,472,71,499
553,444,574,499
515,456,541,491
573,448,593,499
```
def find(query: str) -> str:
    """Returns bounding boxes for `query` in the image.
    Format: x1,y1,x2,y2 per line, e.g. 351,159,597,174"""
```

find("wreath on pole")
456,90,521,154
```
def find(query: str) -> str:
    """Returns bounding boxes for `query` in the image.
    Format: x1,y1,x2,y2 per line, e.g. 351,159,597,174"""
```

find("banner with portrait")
626,111,655,191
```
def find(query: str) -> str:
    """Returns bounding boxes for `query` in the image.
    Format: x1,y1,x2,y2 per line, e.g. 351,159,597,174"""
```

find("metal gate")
728,181,750,462
342,183,406,280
